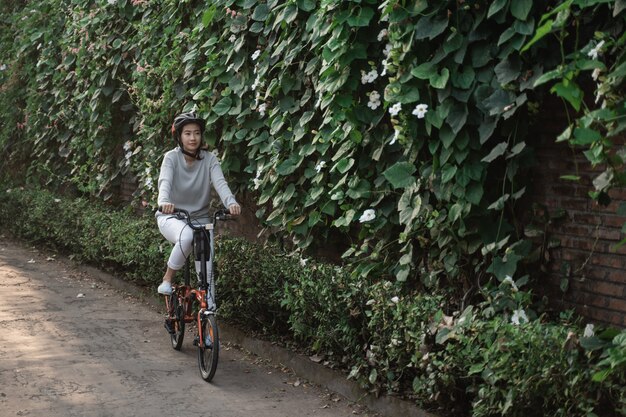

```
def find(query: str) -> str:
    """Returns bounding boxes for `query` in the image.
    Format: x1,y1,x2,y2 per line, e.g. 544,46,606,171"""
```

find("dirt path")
0,238,378,417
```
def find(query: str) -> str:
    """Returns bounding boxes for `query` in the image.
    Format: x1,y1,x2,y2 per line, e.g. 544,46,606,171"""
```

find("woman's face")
180,123,202,153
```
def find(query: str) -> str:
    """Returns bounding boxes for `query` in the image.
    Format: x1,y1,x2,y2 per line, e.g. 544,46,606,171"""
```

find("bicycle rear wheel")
169,292,185,350
197,313,219,381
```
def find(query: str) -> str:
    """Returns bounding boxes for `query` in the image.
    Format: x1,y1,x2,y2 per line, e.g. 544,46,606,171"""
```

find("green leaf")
441,164,457,183
368,368,378,384
533,68,565,87
452,66,475,89
449,203,463,222
521,18,554,52
297,0,316,12
580,336,608,352
507,142,526,158
299,111,315,125
347,6,374,27
466,182,484,205
213,96,232,116
440,126,455,149
414,13,449,40
495,55,522,85
383,162,417,189
488,0,508,18
550,80,583,111
430,68,449,89
487,255,517,280
556,125,572,142
447,103,468,134
202,5,217,26
483,88,512,116
436,328,455,344
482,142,508,163
572,127,601,145
252,4,270,21
276,156,301,176
335,158,355,174
511,0,532,20
411,62,436,80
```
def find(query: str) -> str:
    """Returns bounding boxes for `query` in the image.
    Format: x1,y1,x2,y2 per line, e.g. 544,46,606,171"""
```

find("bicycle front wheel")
197,313,219,382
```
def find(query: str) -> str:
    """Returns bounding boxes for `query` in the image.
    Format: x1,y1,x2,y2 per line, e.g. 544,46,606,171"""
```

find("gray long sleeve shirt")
156,148,237,220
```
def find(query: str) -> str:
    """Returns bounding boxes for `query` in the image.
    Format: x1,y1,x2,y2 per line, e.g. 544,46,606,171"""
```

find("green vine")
0,0,623,323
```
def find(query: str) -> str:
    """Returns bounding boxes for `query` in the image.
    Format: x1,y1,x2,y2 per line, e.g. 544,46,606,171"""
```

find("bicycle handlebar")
157,207,233,230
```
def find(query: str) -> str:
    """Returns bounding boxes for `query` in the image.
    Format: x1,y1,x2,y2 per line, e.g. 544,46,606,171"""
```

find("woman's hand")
160,203,175,214
228,203,241,216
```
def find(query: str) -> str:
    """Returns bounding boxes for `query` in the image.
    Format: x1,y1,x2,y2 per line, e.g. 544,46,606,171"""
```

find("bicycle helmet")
171,112,207,160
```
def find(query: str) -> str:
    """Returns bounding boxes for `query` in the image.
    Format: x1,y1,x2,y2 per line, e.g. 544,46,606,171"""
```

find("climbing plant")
0,0,624,316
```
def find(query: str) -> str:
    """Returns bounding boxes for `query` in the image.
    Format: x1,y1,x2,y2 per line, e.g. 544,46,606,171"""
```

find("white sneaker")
157,281,172,295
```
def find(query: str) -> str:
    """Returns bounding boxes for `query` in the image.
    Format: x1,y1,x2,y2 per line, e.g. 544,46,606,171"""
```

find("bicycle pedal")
164,320,175,335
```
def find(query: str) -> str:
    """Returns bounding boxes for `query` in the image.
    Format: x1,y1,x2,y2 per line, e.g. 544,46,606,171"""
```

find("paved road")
0,238,377,417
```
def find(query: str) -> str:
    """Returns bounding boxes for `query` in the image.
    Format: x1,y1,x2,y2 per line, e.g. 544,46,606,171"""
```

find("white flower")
229,35,236,43
144,176,153,189
383,43,393,58
253,178,262,190
412,103,428,119
299,258,308,267
391,296,399,304
367,90,381,110
511,309,528,325
251,49,261,61
125,151,132,160
390,128,400,145
587,40,605,60
6,189,11,193
377,29,388,42
0,64,6,71
359,209,376,223
360,69,378,84
591,68,601,81
381,59,388,76
54,198,61,203
315,161,326,172
123,141,132,152
251,76,261,90
595,89,604,104
503,275,518,291
388,102,402,117
583,323,595,338
258,103,267,117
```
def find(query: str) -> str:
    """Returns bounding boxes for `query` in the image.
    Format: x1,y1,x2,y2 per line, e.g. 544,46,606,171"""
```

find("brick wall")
531,135,626,328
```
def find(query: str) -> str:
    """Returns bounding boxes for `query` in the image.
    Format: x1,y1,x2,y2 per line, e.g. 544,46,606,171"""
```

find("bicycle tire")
197,313,219,381
169,292,185,350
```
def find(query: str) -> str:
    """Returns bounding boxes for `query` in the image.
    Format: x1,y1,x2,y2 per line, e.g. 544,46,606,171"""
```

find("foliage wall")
0,0,624,328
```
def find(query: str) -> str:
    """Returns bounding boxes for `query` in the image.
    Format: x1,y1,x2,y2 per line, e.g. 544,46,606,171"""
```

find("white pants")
157,216,208,274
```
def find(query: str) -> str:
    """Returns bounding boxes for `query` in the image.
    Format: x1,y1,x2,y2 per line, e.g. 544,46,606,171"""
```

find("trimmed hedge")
0,185,623,417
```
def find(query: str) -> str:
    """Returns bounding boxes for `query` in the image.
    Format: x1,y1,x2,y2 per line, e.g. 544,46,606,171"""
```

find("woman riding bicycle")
156,112,241,295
